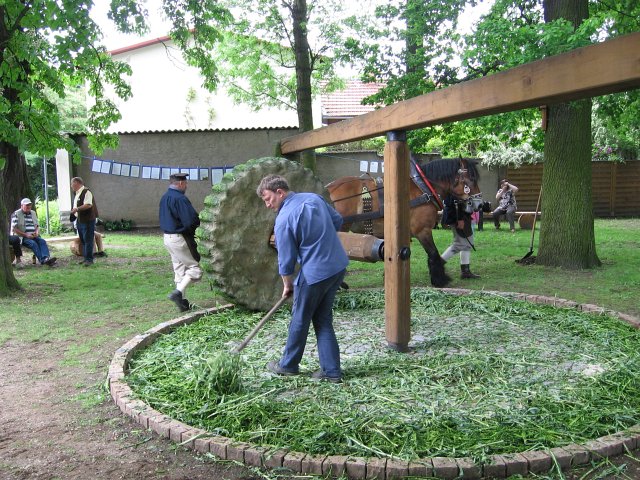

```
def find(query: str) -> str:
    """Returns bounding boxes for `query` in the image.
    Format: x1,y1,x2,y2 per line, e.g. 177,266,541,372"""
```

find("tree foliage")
342,0,639,164
213,0,350,171
0,0,232,294
344,0,638,268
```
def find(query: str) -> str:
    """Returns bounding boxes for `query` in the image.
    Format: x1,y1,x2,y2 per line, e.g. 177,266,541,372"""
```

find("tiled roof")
321,80,385,120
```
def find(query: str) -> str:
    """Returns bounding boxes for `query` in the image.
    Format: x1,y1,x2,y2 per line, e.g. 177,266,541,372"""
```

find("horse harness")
339,158,445,227
340,176,384,228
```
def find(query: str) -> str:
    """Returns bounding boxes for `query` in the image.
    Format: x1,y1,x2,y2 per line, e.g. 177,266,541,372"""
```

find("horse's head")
453,159,485,213
418,157,484,212
450,158,480,198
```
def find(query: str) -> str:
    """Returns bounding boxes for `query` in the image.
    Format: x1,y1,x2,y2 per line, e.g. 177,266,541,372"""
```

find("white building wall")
107,40,322,132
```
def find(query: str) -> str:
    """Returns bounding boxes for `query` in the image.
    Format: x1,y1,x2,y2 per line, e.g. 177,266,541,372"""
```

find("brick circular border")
108,292,640,479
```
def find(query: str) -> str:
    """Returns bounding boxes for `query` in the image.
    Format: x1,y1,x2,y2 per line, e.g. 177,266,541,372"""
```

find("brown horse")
326,157,482,288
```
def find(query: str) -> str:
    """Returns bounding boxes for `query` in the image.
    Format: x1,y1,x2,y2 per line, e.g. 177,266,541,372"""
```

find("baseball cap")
21,198,33,205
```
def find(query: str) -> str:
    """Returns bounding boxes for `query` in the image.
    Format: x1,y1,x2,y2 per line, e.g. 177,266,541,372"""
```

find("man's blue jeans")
77,220,96,263
21,237,50,264
279,269,346,378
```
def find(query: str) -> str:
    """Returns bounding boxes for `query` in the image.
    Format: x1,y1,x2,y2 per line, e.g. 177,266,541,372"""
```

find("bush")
35,199,68,235
104,218,134,231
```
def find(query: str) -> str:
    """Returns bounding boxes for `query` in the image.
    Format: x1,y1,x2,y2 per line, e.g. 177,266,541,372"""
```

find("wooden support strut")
383,131,411,352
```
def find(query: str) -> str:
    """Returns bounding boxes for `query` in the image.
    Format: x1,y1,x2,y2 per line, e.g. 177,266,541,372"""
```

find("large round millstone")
198,157,328,311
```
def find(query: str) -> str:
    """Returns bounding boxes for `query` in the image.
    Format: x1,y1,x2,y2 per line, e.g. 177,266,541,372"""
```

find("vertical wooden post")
383,131,411,352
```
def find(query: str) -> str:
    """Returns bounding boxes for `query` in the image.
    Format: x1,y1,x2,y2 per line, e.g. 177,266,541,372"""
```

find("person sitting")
10,198,57,266
9,234,23,265
493,179,519,232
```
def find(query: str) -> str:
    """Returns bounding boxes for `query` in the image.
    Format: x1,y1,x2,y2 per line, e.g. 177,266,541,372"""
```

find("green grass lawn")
345,218,640,318
1,218,638,346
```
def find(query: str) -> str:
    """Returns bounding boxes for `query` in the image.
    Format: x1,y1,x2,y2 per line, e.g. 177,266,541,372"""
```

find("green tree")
215,0,347,172
535,0,600,268
0,0,231,295
347,0,638,268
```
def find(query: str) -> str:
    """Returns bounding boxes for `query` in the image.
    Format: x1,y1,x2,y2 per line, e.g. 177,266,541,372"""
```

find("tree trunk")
537,101,600,268
404,0,426,99
0,143,25,295
291,0,316,172
537,0,600,268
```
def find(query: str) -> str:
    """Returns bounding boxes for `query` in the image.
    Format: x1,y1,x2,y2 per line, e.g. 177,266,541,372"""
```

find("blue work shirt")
274,192,349,286
159,186,200,234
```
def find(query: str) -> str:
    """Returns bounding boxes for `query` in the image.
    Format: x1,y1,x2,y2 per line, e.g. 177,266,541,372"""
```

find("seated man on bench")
10,198,57,266
493,179,519,232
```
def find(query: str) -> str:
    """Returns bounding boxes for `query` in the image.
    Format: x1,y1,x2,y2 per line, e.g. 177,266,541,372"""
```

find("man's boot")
461,264,480,279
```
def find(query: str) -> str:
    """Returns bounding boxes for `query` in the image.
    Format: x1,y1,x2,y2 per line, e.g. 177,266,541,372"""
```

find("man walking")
159,173,202,312
256,174,349,383
70,177,99,266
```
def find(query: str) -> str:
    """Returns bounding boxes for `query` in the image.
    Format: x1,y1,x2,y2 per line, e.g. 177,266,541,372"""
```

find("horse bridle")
455,160,485,211
455,160,472,196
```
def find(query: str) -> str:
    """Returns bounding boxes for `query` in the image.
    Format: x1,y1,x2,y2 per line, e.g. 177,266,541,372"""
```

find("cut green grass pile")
129,288,640,462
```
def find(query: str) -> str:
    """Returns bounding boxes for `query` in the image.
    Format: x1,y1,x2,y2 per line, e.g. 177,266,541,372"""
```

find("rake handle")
529,185,543,250
232,296,289,353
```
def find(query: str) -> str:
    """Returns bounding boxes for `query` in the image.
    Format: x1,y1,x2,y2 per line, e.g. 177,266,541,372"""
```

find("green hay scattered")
202,352,243,395
126,289,640,462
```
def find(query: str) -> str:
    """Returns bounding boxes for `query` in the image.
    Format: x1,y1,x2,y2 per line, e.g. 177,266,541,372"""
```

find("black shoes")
42,256,57,266
94,251,107,257
168,289,189,312
460,264,480,279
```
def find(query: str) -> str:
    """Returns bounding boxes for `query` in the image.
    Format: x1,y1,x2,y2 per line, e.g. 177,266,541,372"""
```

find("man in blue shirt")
256,174,349,383
159,173,203,312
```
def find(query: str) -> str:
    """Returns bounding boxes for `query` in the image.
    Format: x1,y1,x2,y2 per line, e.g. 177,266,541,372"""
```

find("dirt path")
0,334,267,480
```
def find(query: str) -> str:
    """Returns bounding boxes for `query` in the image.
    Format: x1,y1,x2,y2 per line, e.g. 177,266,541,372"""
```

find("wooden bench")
9,232,106,265
488,211,542,230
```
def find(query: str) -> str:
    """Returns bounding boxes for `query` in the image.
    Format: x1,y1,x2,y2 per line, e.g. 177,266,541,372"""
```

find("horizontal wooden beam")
281,32,640,154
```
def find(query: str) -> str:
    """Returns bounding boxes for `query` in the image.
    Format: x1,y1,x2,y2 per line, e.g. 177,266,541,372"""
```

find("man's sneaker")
266,360,299,376
311,370,342,384
83,260,94,267
94,251,107,257
43,257,57,266
168,289,187,311
181,298,191,312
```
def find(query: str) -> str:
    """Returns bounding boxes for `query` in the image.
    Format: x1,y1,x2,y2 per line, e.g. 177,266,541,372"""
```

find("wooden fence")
506,161,640,217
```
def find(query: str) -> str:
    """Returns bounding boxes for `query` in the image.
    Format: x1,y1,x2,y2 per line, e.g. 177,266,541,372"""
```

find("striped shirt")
11,210,38,235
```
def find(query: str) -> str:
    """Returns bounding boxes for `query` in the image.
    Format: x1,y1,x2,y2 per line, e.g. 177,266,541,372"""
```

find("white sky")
92,0,495,52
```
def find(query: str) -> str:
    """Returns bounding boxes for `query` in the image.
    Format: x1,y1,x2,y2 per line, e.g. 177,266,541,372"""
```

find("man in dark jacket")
441,194,480,279
159,173,202,312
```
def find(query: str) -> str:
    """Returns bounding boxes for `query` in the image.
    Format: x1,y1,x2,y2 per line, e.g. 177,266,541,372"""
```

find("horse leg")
415,229,451,288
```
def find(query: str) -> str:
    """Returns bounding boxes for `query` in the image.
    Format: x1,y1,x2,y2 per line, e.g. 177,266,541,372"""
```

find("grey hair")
256,174,290,197
71,176,84,185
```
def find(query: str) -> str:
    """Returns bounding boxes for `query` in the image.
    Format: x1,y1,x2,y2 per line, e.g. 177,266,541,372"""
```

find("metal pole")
43,157,50,234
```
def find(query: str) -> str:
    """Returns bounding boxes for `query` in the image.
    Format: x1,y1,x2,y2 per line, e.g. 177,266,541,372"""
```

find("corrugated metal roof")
321,81,385,119
111,126,299,135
